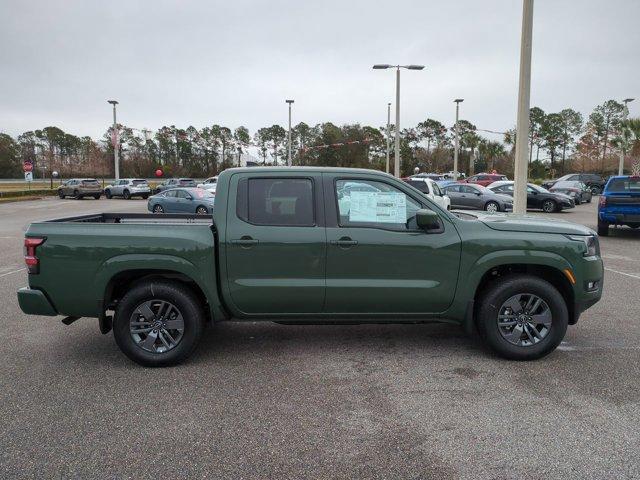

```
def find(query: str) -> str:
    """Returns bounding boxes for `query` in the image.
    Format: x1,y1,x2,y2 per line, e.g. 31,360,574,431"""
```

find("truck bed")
43,212,214,224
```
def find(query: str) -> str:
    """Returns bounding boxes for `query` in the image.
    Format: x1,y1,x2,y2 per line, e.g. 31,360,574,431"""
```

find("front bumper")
17,287,57,316
571,256,604,324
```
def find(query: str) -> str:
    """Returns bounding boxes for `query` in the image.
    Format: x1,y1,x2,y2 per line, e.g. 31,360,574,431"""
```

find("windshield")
190,188,215,199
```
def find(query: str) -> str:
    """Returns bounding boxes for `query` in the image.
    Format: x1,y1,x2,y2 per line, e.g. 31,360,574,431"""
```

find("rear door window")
238,178,315,226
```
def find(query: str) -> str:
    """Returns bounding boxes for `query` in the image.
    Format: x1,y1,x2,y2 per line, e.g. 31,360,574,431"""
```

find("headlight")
567,235,598,257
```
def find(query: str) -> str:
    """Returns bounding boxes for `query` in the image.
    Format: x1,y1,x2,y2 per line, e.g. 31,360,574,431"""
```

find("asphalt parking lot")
1,197,639,479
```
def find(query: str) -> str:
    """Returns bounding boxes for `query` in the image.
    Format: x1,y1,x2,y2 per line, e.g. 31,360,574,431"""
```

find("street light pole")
512,0,534,215
286,99,294,166
618,98,634,175
386,102,391,174
107,100,119,180
453,99,464,181
373,64,425,177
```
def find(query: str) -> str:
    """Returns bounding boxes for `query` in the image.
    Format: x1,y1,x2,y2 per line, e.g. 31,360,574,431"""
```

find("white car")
197,176,218,189
404,177,451,210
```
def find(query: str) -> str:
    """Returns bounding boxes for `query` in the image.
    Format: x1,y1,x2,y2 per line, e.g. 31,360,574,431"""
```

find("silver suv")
104,179,151,199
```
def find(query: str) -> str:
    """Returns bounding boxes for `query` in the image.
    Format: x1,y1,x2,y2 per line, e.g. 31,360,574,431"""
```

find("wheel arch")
96,254,226,333
462,252,577,332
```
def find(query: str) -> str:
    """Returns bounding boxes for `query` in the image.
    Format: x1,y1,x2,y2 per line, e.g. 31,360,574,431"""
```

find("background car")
542,173,606,194
104,178,151,199
598,175,640,236
550,180,592,204
442,183,513,212
197,176,218,189
463,173,509,187
57,178,102,199
403,177,451,210
147,187,216,214
410,173,446,181
487,181,574,213
154,178,197,194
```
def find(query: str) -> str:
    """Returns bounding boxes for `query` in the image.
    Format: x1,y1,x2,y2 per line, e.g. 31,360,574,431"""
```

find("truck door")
323,174,461,314
224,172,326,315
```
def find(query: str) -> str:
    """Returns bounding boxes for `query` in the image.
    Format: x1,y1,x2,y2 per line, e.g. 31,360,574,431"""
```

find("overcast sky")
1,0,638,142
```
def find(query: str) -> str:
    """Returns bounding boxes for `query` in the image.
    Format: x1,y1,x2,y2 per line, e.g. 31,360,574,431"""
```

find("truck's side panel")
26,222,220,319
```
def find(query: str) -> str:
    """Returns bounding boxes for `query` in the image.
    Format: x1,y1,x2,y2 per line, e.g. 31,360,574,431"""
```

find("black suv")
542,173,606,195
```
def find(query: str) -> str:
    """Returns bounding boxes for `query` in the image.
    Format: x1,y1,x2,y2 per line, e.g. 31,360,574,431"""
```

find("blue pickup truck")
598,175,640,236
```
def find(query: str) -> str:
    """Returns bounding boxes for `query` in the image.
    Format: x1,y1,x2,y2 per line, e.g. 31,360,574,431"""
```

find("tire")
542,199,557,213
196,205,209,215
597,219,609,236
476,274,568,361
73,190,81,200
591,186,601,195
113,281,205,367
58,190,65,199
142,194,149,200
105,190,112,199
123,189,131,200
93,194,101,200
152,204,164,214
484,201,500,213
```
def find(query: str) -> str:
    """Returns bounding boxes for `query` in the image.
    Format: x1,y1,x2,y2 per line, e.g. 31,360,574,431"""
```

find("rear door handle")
330,237,358,248
231,236,259,247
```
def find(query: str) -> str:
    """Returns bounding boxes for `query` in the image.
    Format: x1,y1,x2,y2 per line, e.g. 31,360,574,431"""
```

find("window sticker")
349,191,407,223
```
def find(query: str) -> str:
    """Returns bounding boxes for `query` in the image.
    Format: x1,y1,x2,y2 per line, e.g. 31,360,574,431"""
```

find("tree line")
1,99,638,180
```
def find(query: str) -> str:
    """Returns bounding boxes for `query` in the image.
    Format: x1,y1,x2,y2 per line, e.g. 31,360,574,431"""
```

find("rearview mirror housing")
416,209,442,231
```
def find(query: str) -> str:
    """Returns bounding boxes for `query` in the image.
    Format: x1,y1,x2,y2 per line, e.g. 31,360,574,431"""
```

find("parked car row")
543,173,606,195
486,181,575,213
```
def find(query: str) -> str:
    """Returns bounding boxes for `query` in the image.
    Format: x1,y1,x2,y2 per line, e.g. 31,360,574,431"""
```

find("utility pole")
512,0,534,215
619,98,635,175
386,103,391,174
107,100,120,180
453,99,464,181
286,99,294,166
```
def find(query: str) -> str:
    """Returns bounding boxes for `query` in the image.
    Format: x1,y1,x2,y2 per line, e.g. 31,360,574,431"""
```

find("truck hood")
462,212,594,235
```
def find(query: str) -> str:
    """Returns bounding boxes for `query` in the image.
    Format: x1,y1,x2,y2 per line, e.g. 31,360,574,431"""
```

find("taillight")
24,237,45,274
599,196,606,207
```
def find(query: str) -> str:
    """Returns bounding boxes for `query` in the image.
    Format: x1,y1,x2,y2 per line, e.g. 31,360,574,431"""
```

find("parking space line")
0,267,26,278
605,267,640,280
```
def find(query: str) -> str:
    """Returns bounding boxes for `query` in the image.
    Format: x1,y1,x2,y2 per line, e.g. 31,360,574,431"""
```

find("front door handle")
231,236,259,248
330,237,358,248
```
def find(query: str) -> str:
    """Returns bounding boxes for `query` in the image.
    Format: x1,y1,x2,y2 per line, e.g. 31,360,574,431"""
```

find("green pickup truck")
18,167,603,366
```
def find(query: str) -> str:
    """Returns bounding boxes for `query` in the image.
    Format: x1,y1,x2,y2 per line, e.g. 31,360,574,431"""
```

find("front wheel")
591,186,601,195
196,206,209,215
123,189,131,200
113,281,205,367
597,218,609,236
73,190,81,200
542,199,557,213
105,190,112,199
58,190,64,199
93,194,101,200
476,274,568,360
152,204,164,214
484,201,499,213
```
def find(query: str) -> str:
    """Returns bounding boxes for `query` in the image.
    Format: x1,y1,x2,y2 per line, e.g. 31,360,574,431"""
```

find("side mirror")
475,191,482,196
416,209,442,231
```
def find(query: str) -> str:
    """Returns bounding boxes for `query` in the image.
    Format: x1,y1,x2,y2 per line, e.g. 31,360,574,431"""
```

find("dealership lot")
1,198,639,479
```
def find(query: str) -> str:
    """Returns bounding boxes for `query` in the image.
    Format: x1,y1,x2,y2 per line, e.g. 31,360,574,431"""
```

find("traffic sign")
23,161,33,172
24,171,33,182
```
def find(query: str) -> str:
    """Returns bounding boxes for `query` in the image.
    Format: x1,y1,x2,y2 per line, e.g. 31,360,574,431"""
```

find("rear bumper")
17,287,57,316
599,210,640,225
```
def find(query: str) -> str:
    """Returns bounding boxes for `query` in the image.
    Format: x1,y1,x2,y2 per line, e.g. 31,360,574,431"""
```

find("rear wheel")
591,186,601,195
597,219,609,236
123,189,131,200
196,205,209,215
476,274,568,360
73,189,81,200
93,194,101,200
484,201,499,213
113,281,205,367
141,194,149,200
152,204,164,214
542,199,557,213
105,189,112,199
58,190,64,199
